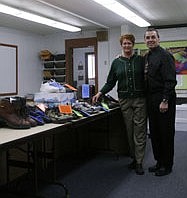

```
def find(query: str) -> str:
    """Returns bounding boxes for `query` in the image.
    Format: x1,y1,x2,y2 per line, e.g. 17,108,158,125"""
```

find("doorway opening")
85,52,95,85
65,37,98,92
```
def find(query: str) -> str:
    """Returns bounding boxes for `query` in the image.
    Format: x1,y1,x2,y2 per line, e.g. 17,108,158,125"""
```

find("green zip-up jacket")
100,55,145,99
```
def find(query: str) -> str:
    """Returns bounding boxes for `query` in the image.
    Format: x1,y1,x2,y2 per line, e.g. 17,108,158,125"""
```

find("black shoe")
135,164,144,175
128,160,136,169
155,167,172,176
148,163,160,172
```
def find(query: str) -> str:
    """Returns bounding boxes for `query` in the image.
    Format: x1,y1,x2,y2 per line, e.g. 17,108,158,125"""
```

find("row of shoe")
0,94,119,129
0,96,99,129
44,102,105,123
44,96,118,122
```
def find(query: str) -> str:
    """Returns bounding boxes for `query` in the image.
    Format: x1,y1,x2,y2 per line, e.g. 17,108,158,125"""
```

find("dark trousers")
147,93,176,169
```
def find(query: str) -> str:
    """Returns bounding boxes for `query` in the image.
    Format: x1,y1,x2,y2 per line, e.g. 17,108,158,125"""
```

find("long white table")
0,107,120,149
0,123,67,151
0,107,121,197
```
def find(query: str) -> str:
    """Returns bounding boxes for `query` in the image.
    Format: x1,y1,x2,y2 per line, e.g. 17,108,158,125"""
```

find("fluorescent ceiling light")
92,0,150,27
0,4,81,32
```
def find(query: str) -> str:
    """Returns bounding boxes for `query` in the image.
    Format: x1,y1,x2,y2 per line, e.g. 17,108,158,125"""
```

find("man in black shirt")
144,28,177,176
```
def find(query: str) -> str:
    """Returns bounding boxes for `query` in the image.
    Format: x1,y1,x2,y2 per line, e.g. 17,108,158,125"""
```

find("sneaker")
128,160,136,169
40,82,59,93
49,79,66,92
135,164,144,175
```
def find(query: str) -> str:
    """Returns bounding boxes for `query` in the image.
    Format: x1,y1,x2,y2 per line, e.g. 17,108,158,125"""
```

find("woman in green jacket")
92,34,147,175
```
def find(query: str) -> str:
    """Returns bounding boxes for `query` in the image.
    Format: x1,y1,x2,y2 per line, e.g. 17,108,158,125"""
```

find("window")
85,52,95,85
88,53,95,79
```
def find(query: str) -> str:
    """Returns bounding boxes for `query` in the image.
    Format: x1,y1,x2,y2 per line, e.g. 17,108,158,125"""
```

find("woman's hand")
92,92,102,104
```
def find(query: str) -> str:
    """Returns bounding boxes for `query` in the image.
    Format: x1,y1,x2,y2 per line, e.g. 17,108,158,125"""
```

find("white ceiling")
0,0,187,35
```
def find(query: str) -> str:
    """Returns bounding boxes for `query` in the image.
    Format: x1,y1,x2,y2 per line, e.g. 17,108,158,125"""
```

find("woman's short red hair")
120,34,135,45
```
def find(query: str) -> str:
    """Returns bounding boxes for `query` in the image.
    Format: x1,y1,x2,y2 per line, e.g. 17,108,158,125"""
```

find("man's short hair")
144,28,160,38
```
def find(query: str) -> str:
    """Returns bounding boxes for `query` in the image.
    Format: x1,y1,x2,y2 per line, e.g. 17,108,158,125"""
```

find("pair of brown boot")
0,97,37,129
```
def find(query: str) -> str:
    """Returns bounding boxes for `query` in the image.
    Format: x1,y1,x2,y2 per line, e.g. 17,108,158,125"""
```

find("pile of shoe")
91,94,119,112
46,106,76,124
0,97,37,129
27,105,52,125
72,101,101,117
100,94,119,109
44,101,101,123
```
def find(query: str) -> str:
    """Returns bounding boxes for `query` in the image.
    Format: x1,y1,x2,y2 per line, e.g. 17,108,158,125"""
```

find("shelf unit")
42,55,66,83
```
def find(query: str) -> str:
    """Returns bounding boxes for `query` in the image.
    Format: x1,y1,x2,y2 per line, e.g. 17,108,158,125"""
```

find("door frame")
65,37,98,92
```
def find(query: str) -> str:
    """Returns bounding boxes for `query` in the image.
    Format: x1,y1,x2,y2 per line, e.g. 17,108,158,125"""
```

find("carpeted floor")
1,131,187,198
39,131,187,198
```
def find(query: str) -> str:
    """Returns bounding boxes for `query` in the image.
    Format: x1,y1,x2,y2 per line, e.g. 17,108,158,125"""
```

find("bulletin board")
0,43,18,96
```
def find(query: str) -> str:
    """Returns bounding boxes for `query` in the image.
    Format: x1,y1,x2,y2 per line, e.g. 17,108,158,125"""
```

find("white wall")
42,30,96,54
97,27,121,99
0,27,44,96
97,41,109,92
